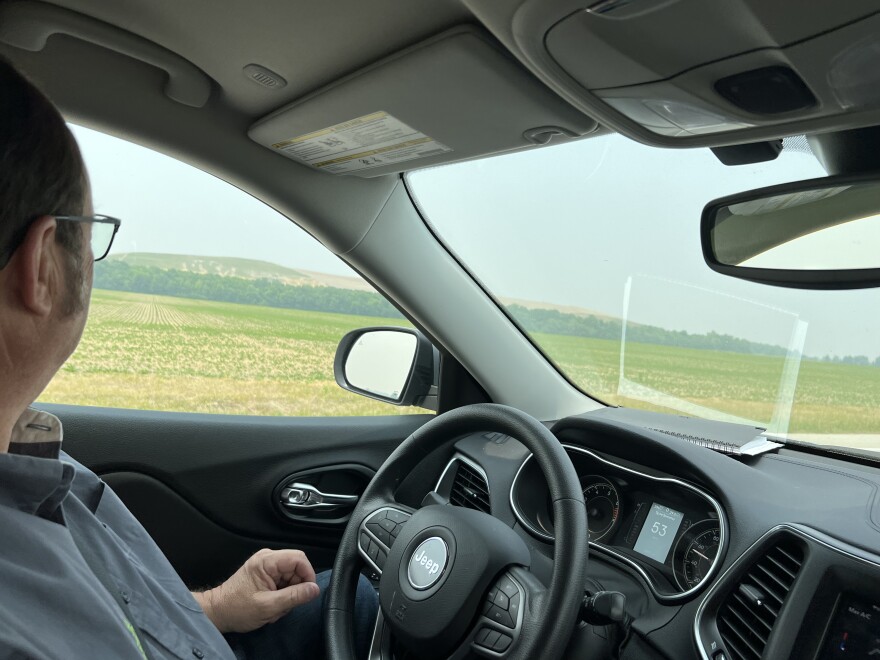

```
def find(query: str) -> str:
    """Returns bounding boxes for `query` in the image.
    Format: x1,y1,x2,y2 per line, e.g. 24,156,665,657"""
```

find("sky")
73,124,879,361
409,136,880,361
71,124,359,278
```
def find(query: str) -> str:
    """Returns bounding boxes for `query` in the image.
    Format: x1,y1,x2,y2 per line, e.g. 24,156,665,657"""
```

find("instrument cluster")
510,445,726,599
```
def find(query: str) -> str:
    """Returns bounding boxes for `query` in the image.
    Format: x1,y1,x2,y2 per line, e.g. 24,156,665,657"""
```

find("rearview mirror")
701,172,880,288
334,327,438,409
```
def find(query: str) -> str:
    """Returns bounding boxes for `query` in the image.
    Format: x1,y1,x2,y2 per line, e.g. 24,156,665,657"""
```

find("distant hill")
108,253,371,291
497,296,620,323
109,253,306,282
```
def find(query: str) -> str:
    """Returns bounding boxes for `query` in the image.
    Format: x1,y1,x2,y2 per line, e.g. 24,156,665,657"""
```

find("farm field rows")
42,289,414,416
39,289,880,436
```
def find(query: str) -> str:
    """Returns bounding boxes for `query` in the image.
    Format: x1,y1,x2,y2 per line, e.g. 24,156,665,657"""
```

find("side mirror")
701,172,880,289
334,327,439,410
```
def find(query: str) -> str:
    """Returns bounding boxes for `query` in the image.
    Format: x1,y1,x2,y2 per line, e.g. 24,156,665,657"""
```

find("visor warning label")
271,111,452,174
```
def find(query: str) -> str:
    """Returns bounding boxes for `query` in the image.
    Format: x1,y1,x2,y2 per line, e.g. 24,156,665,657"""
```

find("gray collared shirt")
0,408,236,659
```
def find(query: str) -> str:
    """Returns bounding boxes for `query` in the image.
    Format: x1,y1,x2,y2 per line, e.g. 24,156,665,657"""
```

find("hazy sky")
74,124,879,360
72,124,359,277
408,135,878,361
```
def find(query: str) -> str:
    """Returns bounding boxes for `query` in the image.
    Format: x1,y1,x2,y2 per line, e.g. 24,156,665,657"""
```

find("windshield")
407,134,880,453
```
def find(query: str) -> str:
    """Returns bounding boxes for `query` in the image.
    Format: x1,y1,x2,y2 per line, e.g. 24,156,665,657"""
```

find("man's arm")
192,548,320,634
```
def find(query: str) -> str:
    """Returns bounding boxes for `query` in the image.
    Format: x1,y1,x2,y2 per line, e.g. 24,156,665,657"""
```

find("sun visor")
248,26,598,177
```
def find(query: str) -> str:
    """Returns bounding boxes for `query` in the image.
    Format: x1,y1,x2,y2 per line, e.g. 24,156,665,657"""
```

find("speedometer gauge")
673,519,721,590
581,476,620,543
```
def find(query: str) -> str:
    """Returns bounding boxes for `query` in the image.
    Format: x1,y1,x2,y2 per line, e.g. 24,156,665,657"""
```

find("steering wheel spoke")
358,506,414,575
469,569,528,657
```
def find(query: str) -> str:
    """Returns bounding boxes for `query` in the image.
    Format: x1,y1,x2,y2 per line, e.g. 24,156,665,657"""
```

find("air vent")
717,536,804,660
448,461,490,513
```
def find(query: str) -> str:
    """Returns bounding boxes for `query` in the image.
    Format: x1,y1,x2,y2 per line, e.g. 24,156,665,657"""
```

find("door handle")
280,483,358,511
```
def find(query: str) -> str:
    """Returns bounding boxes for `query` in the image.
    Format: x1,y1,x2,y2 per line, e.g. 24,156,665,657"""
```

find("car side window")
38,125,421,416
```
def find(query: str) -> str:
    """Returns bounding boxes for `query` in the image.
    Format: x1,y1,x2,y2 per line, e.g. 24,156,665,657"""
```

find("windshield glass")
407,134,880,453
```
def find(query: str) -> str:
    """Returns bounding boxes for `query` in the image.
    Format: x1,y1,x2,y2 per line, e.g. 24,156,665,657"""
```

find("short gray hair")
0,56,89,269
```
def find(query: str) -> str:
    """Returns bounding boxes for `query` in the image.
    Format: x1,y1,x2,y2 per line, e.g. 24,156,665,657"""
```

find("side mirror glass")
702,173,880,288
334,327,438,409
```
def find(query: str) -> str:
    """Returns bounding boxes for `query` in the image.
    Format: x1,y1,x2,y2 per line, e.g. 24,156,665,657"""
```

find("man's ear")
15,215,60,316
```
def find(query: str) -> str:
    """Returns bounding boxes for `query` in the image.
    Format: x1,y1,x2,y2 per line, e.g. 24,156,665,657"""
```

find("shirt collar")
0,408,71,521
9,407,63,459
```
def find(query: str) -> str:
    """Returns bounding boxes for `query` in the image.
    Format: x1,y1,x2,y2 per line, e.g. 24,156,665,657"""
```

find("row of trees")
814,354,880,367
507,305,789,357
94,261,402,319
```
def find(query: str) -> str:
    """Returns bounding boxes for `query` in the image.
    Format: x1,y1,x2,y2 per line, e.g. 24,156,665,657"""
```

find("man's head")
0,56,91,308
0,56,93,423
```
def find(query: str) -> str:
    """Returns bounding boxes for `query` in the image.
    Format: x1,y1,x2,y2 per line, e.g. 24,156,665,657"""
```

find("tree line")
94,261,403,319
815,354,880,367
506,305,791,357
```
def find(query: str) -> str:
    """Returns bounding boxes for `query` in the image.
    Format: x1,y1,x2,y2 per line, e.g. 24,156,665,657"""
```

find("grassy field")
540,333,880,434
40,289,415,416
38,289,880,434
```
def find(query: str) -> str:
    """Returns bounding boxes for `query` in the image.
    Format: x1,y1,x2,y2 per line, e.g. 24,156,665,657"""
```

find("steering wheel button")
375,547,387,570
498,578,518,598
359,532,370,551
493,590,510,610
385,509,410,524
367,524,392,547
489,604,515,628
378,518,396,533
493,633,512,652
508,592,521,617
483,630,501,648
367,543,380,562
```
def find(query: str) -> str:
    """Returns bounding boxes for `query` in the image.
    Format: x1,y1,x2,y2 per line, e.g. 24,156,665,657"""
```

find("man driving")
0,58,377,659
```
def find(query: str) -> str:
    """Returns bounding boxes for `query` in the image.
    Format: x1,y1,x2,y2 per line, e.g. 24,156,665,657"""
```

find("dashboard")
427,406,880,660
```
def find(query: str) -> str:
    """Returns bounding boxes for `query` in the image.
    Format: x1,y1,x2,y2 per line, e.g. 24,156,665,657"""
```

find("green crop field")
40,289,415,416
539,332,880,436
39,290,880,440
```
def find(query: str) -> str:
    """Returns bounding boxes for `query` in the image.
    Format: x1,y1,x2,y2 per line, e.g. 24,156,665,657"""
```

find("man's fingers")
262,549,317,585
257,580,320,620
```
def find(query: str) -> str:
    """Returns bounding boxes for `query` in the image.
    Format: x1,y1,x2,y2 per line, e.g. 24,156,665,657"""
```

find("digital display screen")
633,502,684,563
819,593,880,659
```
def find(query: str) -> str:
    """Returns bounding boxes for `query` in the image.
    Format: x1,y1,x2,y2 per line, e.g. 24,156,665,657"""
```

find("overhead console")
249,26,598,177
466,0,880,146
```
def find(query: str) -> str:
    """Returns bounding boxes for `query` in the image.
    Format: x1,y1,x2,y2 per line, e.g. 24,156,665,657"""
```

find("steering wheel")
325,403,589,660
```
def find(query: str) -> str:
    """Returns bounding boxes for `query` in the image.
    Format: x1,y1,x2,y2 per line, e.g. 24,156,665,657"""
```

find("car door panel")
39,403,432,587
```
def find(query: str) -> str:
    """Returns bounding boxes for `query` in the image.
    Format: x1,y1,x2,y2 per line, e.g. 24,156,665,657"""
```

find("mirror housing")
334,327,438,410
701,171,880,289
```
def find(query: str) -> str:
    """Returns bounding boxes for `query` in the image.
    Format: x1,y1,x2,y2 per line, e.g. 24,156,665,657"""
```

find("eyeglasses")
54,215,122,262
0,214,121,270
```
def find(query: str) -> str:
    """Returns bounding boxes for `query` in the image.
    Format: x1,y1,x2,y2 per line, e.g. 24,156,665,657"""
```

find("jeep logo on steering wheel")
407,537,448,590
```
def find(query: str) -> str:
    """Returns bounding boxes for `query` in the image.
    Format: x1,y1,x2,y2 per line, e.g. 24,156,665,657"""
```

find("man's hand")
193,548,320,634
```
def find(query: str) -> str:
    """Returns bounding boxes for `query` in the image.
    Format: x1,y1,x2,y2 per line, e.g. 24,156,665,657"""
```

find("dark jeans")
226,571,378,660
